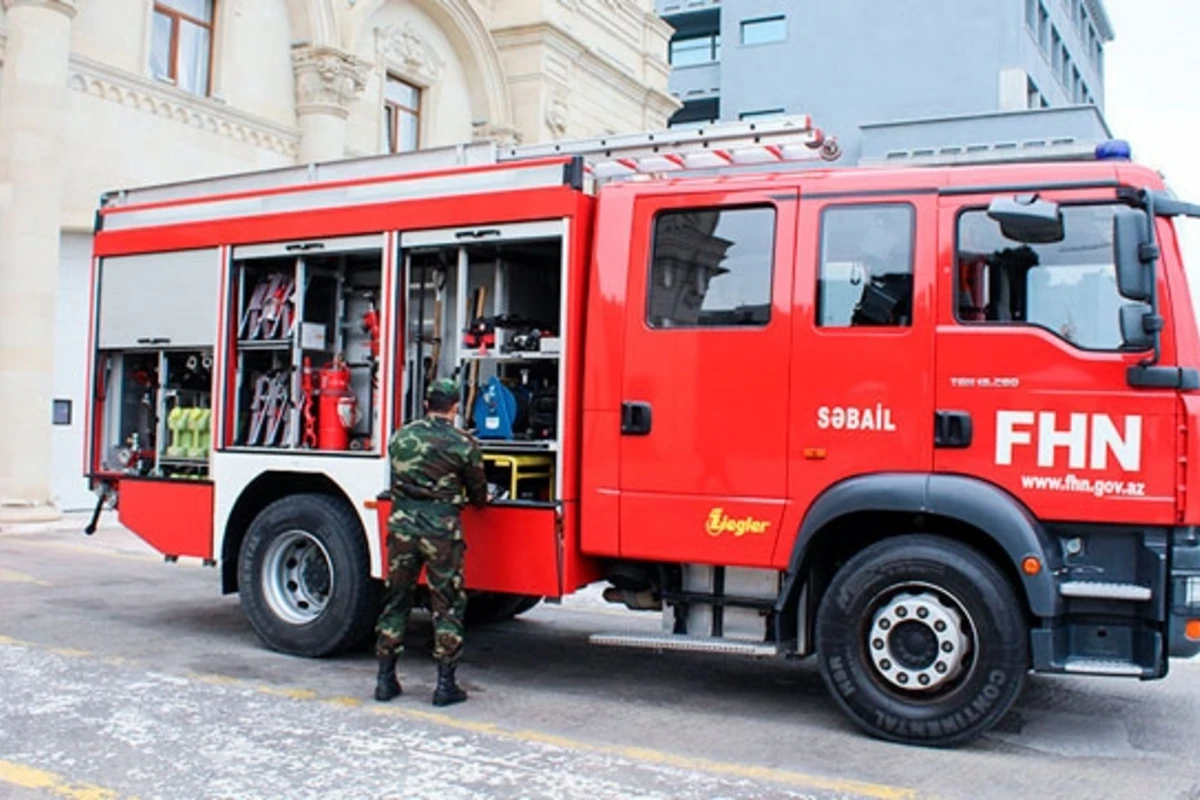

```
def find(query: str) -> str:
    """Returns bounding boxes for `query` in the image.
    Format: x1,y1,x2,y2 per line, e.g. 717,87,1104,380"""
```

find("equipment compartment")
94,348,214,479
400,221,566,504
229,235,384,453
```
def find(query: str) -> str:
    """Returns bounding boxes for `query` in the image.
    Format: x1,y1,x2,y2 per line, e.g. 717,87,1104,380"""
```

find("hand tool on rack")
464,286,487,425
262,372,290,447
245,373,272,445
260,274,295,340
239,274,273,339
300,357,317,448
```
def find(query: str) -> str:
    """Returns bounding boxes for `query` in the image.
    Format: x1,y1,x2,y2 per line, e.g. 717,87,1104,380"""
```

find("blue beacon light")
1095,139,1132,161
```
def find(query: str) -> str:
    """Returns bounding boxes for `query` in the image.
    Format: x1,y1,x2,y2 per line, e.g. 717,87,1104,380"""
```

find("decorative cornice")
494,23,677,112
375,21,444,85
0,0,78,18
67,55,300,158
291,44,370,119
472,120,521,147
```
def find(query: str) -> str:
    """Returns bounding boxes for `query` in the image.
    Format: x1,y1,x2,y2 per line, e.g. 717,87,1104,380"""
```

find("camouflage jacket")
387,416,487,539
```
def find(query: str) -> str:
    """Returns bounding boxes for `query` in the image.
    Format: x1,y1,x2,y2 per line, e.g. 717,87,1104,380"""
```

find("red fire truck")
84,116,1200,746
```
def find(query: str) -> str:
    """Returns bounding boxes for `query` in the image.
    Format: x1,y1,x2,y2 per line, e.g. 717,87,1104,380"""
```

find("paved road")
2,516,1199,800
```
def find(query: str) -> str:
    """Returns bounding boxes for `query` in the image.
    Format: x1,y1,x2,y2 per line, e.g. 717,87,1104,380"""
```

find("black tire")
465,591,542,626
238,493,378,657
814,535,1027,747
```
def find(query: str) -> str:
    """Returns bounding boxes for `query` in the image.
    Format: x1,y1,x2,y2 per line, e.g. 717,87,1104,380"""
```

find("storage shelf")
461,351,560,362
478,440,558,451
237,339,292,350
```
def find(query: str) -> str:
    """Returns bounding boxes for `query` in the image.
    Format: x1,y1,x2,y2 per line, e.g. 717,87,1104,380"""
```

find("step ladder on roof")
501,114,844,182
99,114,843,213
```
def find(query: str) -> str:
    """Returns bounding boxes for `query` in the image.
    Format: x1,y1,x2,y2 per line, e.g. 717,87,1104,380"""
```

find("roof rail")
859,136,1130,168
100,115,844,208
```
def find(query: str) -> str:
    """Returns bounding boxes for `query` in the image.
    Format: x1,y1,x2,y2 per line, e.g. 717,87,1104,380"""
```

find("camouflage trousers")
374,531,467,666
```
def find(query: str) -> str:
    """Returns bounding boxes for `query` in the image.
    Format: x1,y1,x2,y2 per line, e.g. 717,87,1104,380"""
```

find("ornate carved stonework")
68,56,299,158
292,44,370,119
471,120,521,147
545,88,569,138
376,21,443,85
0,0,79,17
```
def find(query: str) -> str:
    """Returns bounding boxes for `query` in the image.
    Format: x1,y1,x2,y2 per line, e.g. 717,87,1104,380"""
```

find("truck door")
935,192,1178,525
618,190,797,565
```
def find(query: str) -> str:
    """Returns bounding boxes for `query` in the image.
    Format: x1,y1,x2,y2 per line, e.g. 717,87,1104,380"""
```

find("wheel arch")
220,471,366,594
776,473,1062,643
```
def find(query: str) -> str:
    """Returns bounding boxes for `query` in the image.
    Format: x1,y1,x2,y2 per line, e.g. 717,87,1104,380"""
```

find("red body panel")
87,151,1200,604
375,499,566,596
616,188,797,567
117,479,214,560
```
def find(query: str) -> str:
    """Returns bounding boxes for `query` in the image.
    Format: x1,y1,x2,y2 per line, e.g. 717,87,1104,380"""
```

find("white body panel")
211,451,391,578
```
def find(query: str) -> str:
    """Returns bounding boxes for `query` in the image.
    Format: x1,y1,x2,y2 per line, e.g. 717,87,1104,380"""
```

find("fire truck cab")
86,117,1200,746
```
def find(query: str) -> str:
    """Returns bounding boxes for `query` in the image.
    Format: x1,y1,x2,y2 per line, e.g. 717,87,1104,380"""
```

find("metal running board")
1062,658,1150,677
589,632,779,657
1059,581,1152,601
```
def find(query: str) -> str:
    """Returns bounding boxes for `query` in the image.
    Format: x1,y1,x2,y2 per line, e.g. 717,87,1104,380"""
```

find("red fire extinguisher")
318,356,358,451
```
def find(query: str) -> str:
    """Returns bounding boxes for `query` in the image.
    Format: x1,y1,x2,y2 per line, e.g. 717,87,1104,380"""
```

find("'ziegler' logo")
996,411,1142,471
706,508,771,537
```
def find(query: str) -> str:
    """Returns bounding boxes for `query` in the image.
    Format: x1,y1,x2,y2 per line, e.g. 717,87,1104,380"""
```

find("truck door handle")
621,401,652,435
934,410,972,448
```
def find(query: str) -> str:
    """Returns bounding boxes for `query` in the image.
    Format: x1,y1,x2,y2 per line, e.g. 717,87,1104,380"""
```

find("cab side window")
956,203,1124,350
647,206,776,328
817,203,915,327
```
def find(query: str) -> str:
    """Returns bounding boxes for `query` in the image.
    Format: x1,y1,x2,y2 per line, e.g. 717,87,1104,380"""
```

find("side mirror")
1119,302,1158,351
987,195,1064,244
1113,207,1156,301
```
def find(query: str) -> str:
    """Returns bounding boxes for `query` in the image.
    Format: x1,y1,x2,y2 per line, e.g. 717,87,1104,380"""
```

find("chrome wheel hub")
867,589,971,692
261,530,333,624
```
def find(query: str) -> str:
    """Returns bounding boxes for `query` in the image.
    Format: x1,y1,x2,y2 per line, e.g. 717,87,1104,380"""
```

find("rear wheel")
465,591,542,626
238,493,377,657
815,535,1027,747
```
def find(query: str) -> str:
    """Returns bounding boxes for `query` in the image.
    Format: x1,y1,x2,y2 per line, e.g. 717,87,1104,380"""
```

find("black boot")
374,653,401,702
432,663,467,706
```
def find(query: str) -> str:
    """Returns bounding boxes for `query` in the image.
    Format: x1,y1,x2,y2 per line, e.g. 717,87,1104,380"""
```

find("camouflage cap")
425,378,460,399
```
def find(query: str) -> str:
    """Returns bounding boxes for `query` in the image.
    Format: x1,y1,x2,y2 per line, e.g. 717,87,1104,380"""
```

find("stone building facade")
0,0,677,521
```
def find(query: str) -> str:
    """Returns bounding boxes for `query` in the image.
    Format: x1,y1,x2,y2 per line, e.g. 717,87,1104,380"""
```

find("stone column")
291,44,369,163
0,0,79,524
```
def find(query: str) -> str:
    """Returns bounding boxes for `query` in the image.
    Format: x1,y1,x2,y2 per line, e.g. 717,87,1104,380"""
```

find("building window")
739,108,786,121
1051,27,1063,71
1062,51,1071,87
956,204,1125,350
1037,2,1050,53
670,34,720,66
1026,0,1037,30
740,15,786,46
817,204,915,328
384,75,420,153
668,97,719,128
150,0,215,96
1027,77,1042,110
647,206,776,328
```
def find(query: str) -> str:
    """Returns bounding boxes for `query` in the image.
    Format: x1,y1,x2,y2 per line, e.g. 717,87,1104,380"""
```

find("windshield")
1177,214,1200,308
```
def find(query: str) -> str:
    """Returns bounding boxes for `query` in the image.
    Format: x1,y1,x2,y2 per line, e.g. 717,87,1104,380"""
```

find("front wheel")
815,535,1028,747
238,493,377,657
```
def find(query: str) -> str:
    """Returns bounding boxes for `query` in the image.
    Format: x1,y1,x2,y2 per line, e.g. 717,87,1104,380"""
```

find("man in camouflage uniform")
374,377,487,706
